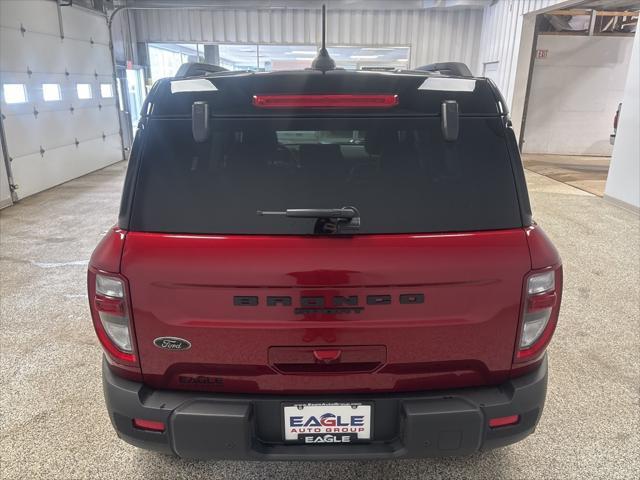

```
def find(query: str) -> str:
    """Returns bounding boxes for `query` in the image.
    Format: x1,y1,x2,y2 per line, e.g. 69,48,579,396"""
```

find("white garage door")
0,0,123,200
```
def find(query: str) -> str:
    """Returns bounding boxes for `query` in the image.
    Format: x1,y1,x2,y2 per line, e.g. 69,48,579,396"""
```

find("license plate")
283,403,372,444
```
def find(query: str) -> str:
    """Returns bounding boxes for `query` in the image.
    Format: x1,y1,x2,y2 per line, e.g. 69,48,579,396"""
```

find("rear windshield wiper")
257,207,361,234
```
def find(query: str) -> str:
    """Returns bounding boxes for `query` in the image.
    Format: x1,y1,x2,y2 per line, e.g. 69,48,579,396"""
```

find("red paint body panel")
89,227,126,272
87,228,143,381
510,225,563,375
118,229,533,394
525,225,562,269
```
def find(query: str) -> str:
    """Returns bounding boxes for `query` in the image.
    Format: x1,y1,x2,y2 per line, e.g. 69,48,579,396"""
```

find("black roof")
145,69,507,118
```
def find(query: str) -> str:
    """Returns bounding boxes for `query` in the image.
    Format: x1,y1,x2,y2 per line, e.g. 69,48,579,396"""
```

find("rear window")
128,117,522,234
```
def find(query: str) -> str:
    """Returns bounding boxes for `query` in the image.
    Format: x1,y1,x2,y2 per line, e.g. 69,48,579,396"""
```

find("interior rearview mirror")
192,101,210,143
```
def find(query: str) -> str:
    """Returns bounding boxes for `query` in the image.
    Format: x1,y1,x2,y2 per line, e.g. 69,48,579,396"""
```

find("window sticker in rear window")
418,77,476,92
170,78,218,94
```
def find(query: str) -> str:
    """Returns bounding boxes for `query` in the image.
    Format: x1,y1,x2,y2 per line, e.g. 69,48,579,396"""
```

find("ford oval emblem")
153,337,191,351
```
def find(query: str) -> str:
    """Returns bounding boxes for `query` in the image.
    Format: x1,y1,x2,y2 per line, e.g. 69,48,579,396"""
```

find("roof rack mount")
175,62,228,78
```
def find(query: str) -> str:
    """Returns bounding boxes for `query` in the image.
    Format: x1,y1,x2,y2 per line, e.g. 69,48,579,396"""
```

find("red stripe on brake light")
252,94,399,109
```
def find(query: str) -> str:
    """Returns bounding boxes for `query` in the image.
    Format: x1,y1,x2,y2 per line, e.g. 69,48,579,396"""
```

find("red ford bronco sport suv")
88,53,562,459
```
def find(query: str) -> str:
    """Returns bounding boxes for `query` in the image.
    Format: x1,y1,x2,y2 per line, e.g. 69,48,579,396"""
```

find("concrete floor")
1,162,638,479
522,153,610,197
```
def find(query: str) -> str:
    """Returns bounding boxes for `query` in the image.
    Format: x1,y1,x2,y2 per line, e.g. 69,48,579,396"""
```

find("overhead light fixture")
293,57,315,61
396,58,409,62
350,55,380,59
286,51,317,55
361,47,396,51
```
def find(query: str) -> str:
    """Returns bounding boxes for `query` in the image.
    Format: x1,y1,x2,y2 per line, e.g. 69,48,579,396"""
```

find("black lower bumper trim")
102,356,548,460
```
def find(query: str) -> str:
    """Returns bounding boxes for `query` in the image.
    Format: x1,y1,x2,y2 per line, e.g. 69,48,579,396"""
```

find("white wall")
522,35,633,156
605,30,640,210
0,0,123,200
126,7,483,70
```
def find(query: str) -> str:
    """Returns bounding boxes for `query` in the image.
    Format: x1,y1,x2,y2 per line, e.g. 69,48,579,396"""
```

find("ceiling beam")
549,8,639,16
110,0,489,10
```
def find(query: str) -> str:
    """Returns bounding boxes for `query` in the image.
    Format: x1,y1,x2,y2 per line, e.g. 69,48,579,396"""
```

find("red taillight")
489,415,520,428
133,418,165,432
515,267,562,362
252,94,399,109
89,271,137,365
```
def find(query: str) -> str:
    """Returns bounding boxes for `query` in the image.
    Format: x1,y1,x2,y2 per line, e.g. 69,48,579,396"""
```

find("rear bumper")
102,355,548,460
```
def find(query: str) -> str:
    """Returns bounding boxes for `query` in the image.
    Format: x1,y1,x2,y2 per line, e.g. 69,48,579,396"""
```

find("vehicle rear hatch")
120,72,532,394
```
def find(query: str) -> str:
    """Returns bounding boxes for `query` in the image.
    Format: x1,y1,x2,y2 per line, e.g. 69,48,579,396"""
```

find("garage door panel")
96,91,118,109
0,28,36,72
1,3,122,199
4,105,120,158
1,35,112,76
4,112,77,158
28,74,77,111
0,29,66,74
9,135,122,199
0,0,60,37
0,29,20,70
62,45,111,77
72,108,117,139
61,7,110,45
101,106,120,128
92,97,118,112
91,47,115,74
61,40,103,75
0,71,33,119
2,115,37,159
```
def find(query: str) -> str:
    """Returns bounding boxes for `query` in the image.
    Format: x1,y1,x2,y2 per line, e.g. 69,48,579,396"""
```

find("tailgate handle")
313,349,342,363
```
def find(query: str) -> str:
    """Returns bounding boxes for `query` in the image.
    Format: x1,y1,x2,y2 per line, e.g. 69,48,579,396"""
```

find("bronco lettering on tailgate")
233,294,424,314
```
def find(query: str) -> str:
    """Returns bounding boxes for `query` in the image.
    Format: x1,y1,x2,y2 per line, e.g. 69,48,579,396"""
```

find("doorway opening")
519,3,638,197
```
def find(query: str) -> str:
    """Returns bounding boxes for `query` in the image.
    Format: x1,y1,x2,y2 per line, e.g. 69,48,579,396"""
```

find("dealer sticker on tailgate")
283,403,372,443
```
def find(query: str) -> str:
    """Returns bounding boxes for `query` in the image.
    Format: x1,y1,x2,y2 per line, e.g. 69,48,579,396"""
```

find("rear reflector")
252,94,399,109
133,418,165,432
489,415,520,428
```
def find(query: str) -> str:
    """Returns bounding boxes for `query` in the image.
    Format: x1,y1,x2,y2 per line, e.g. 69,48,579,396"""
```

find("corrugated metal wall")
475,0,565,106
126,7,483,70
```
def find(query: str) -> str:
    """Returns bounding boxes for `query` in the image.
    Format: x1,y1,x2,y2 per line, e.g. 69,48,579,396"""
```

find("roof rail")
175,62,228,78
415,62,473,77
